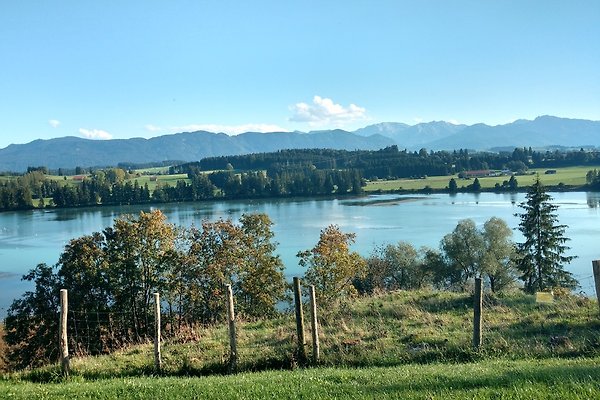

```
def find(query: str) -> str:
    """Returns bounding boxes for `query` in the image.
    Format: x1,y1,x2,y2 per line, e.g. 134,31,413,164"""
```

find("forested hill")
173,146,600,181
0,130,394,172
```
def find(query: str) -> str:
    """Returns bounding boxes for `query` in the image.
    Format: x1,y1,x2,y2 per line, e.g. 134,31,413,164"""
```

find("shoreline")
1,183,598,214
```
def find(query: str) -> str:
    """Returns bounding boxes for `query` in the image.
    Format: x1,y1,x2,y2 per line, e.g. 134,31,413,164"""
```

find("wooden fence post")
59,289,70,377
309,285,320,364
593,260,600,313
154,292,162,371
293,277,307,364
473,277,483,351
226,284,238,372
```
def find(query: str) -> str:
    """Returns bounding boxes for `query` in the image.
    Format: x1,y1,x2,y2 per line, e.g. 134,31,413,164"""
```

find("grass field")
131,174,190,191
133,166,172,175
1,357,599,399
364,166,597,192
42,173,191,192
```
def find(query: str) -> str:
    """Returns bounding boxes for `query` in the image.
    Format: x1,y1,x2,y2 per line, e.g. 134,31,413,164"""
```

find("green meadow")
364,166,596,192
2,357,599,399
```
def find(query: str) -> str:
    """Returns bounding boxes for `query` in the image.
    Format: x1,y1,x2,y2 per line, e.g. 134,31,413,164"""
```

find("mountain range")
0,130,394,172
0,116,599,172
354,116,600,150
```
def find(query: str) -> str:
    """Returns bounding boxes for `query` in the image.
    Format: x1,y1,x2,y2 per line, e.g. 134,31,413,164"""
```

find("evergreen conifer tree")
448,178,458,193
515,176,577,293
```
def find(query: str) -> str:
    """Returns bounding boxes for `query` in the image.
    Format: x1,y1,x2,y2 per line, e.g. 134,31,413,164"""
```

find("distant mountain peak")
307,128,352,135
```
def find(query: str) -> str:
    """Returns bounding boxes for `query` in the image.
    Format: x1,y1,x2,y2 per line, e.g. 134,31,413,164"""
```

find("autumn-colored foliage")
3,210,286,369
298,225,366,301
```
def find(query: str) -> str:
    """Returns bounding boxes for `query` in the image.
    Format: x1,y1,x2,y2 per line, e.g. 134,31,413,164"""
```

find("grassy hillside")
2,290,599,397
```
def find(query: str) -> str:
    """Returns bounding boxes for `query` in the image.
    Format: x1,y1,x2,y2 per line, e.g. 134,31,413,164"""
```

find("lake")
1,192,599,317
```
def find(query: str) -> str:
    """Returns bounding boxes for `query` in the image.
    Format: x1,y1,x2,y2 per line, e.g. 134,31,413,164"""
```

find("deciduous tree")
4,264,60,369
441,219,485,287
481,217,516,293
359,242,434,293
236,213,286,318
298,225,366,301
440,218,516,292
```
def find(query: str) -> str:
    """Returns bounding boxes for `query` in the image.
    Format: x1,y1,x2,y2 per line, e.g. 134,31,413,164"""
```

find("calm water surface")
1,192,599,317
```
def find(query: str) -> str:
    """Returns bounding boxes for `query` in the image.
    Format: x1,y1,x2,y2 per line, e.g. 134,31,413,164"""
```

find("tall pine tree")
515,176,577,293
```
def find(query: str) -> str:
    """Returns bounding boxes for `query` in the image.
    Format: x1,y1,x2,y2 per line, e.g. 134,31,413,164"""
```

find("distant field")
133,166,171,175
132,173,190,191
39,173,191,192
365,166,596,192
46,175,72,183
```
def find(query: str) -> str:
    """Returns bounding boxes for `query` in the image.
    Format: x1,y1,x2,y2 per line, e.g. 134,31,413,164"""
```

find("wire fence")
50,274,600,377
66,309,151,356
574,273,596,295
2,268,598,376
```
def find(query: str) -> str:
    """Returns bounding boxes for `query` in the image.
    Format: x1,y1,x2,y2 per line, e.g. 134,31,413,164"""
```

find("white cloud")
78,128,113,140
49,119,61,128
146,123,289,135
144,124,163,132
448,119,460,125
289,96,367,126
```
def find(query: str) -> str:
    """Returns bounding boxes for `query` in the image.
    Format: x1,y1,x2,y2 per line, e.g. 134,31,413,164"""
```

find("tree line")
4,178,577,369
0,167,363,211
174,146,600,180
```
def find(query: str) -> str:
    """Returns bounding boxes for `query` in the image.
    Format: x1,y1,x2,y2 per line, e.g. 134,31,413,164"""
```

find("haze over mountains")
1,116,599,172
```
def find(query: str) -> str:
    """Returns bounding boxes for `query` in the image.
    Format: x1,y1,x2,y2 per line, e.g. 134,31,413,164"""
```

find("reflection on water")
53,213,79,222
586,192,600,208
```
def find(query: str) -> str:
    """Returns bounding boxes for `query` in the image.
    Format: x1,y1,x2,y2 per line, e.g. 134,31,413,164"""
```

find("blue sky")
0,0,598,148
